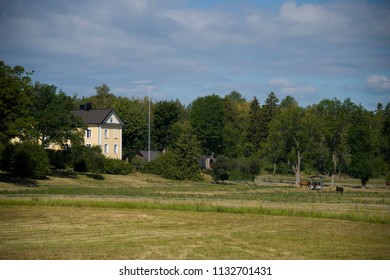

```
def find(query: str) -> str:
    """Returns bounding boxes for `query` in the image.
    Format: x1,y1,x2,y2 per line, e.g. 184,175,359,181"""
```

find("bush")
142,151,203,181
386,172,390,183
0,143,15,172
73,146,105,173
104,158,133,175
212,155,230,183
47,149,66,170
9,142,51,179
142,151,182,179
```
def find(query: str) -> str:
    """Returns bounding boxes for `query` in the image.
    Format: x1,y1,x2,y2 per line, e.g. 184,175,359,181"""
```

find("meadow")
0,171,389,259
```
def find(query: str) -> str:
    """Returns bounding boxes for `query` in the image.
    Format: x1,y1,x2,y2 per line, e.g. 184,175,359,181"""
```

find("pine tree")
247,96,262,150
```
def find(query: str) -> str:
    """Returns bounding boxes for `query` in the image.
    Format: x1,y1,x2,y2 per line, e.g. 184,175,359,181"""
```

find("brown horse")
336,186,344,193
299,181,310,188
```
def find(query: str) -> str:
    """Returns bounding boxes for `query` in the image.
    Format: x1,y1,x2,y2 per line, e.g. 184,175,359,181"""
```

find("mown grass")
1,172,389,259
1,198,389,224
1,172,389,205
1,205,389,260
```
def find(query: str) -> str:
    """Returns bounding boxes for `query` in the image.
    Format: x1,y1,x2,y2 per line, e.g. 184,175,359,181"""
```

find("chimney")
85,103,92,111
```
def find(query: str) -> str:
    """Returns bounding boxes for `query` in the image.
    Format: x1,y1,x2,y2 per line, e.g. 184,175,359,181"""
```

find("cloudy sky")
1,0,389,109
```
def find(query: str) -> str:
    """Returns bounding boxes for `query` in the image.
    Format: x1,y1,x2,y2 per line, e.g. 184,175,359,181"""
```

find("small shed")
309,175,325,190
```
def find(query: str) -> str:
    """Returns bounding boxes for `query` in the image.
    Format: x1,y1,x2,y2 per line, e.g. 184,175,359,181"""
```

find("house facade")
72,104,124,159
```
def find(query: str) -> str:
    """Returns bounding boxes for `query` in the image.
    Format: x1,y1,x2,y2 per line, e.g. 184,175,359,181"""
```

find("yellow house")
72,104,124,159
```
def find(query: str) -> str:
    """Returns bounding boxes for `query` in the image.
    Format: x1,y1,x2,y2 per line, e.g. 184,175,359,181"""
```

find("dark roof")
72,109,123,125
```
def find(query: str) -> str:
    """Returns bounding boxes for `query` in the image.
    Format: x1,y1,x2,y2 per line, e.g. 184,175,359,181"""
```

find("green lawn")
0,171,389,259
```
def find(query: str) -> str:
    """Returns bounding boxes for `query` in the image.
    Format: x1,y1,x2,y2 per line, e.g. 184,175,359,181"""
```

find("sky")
1,0,390,109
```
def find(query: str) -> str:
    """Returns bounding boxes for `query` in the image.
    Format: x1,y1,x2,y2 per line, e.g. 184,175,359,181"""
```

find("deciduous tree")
0,61,34,143
189,95,225,154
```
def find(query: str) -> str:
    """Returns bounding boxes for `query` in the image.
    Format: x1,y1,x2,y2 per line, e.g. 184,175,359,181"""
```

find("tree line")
1,61,389,185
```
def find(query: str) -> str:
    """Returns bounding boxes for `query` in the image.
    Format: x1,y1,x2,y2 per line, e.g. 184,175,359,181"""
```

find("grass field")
0,171,389,259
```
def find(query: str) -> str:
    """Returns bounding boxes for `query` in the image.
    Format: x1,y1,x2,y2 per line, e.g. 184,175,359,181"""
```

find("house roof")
139,151,161,161
72,108,124,126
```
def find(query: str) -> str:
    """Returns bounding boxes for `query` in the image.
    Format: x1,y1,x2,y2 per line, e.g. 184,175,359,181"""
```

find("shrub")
72,146,105,173
74,158,87,172
46,149,66,170
12,142,51,179
386,172,390,183
0,143,15,172
104,158,133,175
142,151,203,181
142,151,182,179
212,155,230,183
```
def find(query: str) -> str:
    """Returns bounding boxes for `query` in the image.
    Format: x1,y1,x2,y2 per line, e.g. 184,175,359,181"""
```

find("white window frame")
114,144,118,154
85,144,92,148
86,129,92,139
104,144,108,154
104,128,109,139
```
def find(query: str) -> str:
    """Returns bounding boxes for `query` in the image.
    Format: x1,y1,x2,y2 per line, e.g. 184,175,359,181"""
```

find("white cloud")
277,0,348,39
1,0,389,109
367,75,390,92
279,0,337,25
268,78,318,95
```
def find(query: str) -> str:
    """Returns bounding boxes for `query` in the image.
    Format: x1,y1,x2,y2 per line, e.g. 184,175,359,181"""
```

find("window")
114,144,118,154
110,117,113,123
104,128,108,139
86,129,92,138
114,129,118,139
85,144,92,148
104,144,108,154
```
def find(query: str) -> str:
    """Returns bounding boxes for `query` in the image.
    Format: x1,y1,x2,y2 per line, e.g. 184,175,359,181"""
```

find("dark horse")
336,186,344,193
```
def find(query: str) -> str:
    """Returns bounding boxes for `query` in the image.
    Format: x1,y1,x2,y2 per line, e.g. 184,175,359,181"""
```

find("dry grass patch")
1,205,389,260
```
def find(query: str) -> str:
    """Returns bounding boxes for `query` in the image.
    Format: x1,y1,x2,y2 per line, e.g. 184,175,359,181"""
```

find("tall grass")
1,198,388,224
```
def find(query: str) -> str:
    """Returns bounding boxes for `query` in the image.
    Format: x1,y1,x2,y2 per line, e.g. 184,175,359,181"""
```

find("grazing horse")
336,186,344,193
386,182,390,188
299,181,310,188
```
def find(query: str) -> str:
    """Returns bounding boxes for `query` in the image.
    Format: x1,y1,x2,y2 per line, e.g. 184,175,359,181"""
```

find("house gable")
102,111,124,127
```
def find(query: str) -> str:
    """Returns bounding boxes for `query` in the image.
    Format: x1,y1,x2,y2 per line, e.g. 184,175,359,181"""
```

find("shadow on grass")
0,173,38,187
50,170,79,179
86,173,105,180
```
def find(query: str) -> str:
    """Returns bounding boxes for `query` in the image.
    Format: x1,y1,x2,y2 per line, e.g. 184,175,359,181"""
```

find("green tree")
153,101,181,151
346,103,376,187
267,103,305,186
0,61,34,143
212,155,230,183
31,82,85,148
313,99,350,185
280,95,298,108
301,105,330,174
113,97,147,159
92,84,116,109
247,96,262,150
260,92,280,144
246,156,261,185
189,95,225,154
382,103,390,166
143,122,202,181
223,92,249,157
12,142,51,179
172,121,202,180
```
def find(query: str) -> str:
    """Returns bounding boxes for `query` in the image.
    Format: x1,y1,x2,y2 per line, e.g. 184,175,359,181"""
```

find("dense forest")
1,61,389,185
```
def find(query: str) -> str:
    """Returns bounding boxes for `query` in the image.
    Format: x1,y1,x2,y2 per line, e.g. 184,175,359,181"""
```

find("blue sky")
1,0,389,109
